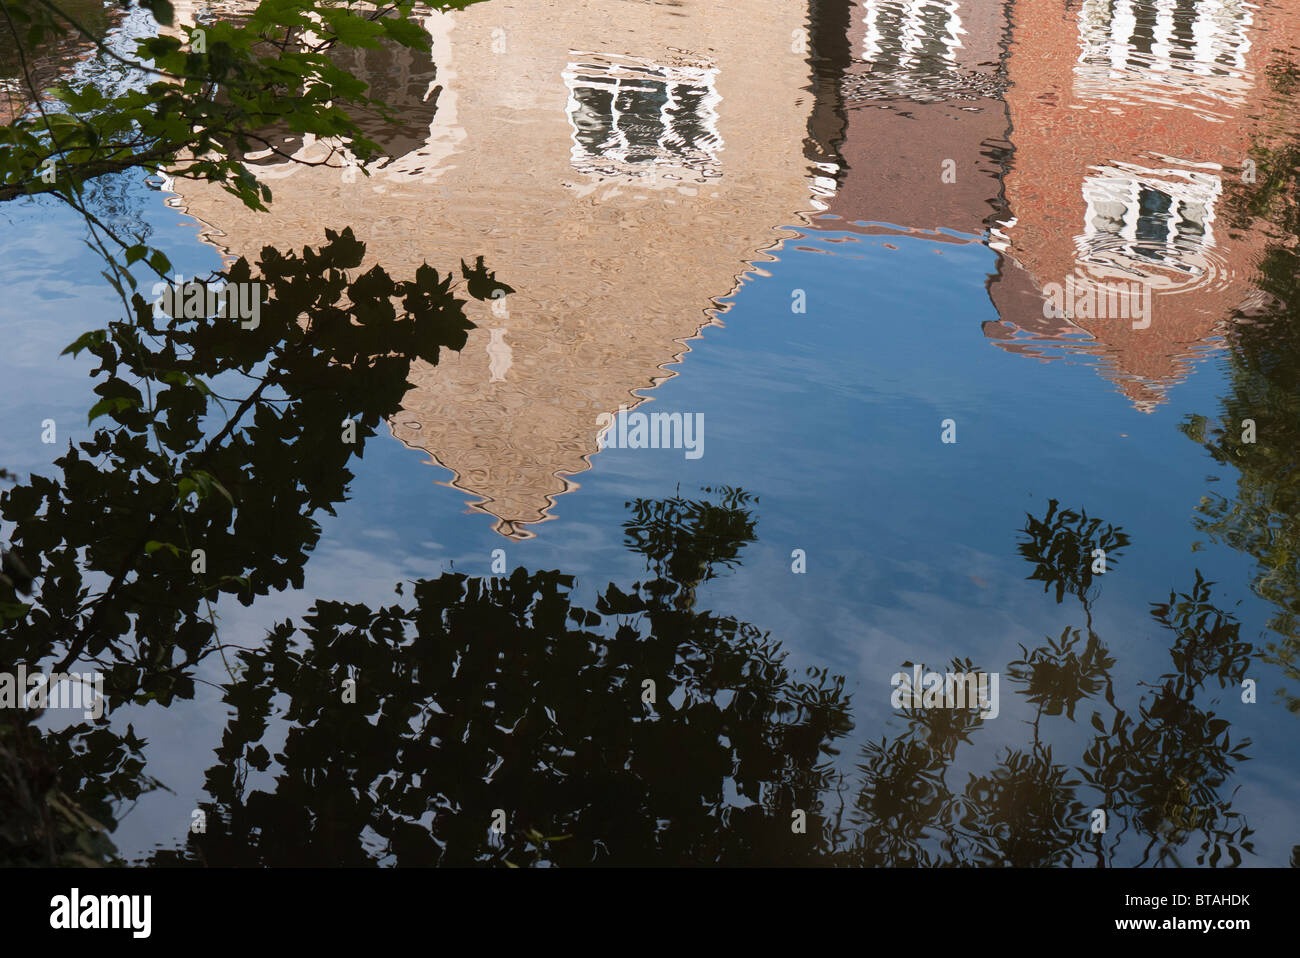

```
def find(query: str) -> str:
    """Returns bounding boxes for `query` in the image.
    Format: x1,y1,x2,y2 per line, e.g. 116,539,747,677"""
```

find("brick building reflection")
988,0,1299,410
818,0,1012,246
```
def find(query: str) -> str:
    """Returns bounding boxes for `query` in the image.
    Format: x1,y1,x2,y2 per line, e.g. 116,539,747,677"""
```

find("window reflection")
863,0,963,70
1075,0,1254,114
563,54,722,180
859,0,966,100
1078,162,1221,279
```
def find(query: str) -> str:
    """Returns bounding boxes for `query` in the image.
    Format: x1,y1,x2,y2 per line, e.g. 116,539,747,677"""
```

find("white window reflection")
808,159,840,212
863,0,964,70
857,0,967,101
1076,0,1254,112
1078,162,1222,280
563,54,722,180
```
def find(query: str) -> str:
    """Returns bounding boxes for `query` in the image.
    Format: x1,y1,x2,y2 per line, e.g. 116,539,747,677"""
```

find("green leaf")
380,16,430,50
148,250,172,276
188,470,234,507
160,371,213,396
206,475,234,507
99,269,125,300
87,396,137,424
320,11,385,48
62,330,107,357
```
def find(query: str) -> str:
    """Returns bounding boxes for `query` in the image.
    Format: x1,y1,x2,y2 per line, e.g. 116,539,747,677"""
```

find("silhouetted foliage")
838,508,1253,868
1186,58,1300,712
0,228,480,863
146,487,853,866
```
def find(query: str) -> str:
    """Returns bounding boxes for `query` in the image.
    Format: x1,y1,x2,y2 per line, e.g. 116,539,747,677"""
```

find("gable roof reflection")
988,0,1298,410
163,0,830,539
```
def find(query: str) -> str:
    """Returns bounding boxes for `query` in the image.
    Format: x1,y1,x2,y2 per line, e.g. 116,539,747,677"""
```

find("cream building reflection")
563,55,723,180
165,0,832,538
486,328,512,383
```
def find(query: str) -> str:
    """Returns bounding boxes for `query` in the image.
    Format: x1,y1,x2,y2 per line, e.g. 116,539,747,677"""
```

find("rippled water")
3,0,1300,866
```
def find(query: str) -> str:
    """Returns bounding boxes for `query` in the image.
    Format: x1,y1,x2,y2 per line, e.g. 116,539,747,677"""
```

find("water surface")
2,0,1300,866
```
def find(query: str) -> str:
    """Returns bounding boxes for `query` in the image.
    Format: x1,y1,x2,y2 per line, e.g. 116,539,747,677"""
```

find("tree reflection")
138,498,1259,867
1,228,478,863
839,505,1253,868
146,486,852,866
0,228,1267,865
1182,58,1300,713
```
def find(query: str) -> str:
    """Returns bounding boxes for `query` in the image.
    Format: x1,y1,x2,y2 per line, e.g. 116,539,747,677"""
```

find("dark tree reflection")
149,487,854,866
0,227,1266,865
1,228,477,864
1183,58,1300,713
837,505,1254,868
139,499,1258,867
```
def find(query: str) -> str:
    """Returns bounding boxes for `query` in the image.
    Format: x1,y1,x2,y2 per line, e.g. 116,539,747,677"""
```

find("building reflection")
165,0,839,538
159,0,1300,524
816,0,1010,246
806,0,1296,411
862,0,965,92
1074,0,1255,119
987,0,1297,409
